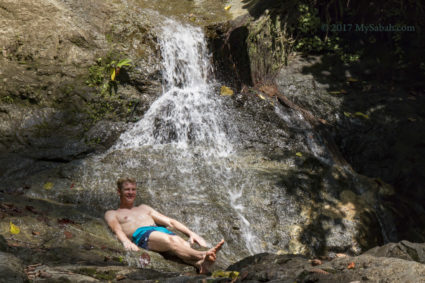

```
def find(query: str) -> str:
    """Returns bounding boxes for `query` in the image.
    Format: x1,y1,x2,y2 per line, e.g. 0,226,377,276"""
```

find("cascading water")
116,20,230,156
112,19,262,255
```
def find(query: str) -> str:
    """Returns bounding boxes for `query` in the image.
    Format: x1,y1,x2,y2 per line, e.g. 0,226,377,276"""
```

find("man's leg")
147,232,224,273
147,232,204,264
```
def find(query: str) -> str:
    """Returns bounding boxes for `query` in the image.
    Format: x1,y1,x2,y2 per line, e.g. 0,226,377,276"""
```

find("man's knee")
168,236,182,251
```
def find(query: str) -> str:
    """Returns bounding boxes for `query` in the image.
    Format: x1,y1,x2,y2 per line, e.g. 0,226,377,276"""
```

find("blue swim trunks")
132,226,175,250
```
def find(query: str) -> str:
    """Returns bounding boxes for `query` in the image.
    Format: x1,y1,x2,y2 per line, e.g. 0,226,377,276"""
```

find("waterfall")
116,20,231,157
113,19,262,255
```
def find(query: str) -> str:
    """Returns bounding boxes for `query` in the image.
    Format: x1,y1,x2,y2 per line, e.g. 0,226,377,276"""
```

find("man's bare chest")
116,208,154,225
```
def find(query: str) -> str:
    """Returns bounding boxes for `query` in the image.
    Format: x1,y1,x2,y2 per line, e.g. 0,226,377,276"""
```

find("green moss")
1,95,14,104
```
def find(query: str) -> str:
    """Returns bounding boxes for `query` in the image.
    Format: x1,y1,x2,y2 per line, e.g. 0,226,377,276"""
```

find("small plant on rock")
86,53,132,96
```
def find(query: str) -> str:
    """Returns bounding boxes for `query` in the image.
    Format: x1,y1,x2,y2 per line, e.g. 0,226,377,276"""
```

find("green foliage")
1,95,14,104
86,52,132,96
293,2,362,63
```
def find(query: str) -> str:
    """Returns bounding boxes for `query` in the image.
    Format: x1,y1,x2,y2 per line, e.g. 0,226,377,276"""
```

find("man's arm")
146,206,207,247
104,210,139,251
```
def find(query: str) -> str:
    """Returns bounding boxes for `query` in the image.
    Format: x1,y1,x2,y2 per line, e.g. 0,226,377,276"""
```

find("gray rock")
0,252,26,283
365,240,425,264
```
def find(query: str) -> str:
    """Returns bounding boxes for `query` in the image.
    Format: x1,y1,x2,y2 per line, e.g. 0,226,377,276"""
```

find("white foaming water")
115,20,231,157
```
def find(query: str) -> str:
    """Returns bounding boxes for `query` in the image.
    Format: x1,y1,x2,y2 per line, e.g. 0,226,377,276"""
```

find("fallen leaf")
408,117,417,122
43,182,54,190
10,221,20,234
336,253,347,258
224,5,231,11
70,183,74,189
347,262,355,269
116,274,126,281
343,112,352,117
296,152,303,157
32,231,40,236
257,94,266,100
220,86,234,96
311,259,322,266
354,112,369,119
347,77,359,82
64,231,73,239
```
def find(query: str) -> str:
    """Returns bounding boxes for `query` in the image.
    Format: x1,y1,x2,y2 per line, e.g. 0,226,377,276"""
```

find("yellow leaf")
111,69,116,81
212,270,239,279
343,112,352,117
224,5,231,11
354,112,369,119
220,86,234,96
296,152,303,157
43,182,54,190
10,222,20,234
347,77,358,82
258,94,265,100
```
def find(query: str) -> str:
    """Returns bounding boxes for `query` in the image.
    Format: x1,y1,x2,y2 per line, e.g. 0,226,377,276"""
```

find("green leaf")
117,59,132,68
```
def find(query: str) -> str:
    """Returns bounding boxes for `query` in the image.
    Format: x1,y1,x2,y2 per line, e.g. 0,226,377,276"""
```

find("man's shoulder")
104,209,117,218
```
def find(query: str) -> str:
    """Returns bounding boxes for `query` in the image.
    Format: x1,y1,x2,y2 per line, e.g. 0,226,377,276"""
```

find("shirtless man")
104,177,224,274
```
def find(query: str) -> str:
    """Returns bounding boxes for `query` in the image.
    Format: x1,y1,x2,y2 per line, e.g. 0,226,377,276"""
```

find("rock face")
0,0,162,183
208,3,425,244
0,252,26,283
226,242,425,282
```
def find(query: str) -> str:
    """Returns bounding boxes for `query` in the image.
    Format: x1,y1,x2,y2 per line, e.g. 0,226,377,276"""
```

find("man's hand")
189,233,207,247
123,240,140,251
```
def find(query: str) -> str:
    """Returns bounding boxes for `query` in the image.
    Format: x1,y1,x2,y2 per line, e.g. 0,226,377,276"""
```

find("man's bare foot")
197,239,225,274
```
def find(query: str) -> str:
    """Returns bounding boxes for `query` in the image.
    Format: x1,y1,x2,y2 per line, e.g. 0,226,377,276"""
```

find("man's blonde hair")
116,177,136,190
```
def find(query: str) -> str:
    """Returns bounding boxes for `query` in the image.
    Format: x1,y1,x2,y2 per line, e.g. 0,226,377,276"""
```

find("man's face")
118,181,137,203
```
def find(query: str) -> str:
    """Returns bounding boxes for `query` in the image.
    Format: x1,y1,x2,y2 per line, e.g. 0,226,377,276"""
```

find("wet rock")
364,240,425,264
226,245,425,282
0,252,26,283
84,121,126,152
